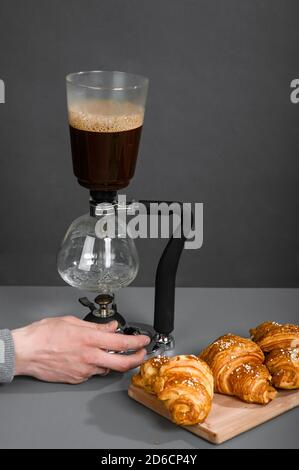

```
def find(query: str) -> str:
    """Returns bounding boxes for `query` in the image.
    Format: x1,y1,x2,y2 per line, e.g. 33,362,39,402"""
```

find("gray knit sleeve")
0,329,15,383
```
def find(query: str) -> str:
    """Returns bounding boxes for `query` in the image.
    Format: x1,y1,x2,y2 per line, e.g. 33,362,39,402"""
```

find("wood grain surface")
128,384,299,444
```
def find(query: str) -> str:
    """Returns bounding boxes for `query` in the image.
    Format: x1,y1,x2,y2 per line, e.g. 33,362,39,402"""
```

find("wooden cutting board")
128,384,299,444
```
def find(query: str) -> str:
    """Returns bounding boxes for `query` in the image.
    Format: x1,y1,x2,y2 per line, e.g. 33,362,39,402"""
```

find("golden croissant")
199,334,277,404
131,355,170,394
250,321,299,389
132,355,213,425
250,321,299,352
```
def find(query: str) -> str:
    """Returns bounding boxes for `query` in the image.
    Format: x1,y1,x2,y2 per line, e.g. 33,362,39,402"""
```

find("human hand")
12,316,150,384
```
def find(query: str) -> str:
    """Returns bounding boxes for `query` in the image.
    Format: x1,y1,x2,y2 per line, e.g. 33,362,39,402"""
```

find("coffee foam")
68,99,144,133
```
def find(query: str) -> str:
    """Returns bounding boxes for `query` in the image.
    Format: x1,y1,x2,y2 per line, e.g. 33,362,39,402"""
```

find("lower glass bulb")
57,212,139,294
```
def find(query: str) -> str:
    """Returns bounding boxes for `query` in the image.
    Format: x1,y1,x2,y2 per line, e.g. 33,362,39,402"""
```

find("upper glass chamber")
66,71,149,191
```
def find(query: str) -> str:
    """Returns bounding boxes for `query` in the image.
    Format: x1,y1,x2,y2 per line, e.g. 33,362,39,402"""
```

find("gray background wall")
0,0,298,287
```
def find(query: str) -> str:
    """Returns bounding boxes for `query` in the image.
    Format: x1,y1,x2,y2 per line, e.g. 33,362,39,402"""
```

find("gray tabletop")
0,286,298,449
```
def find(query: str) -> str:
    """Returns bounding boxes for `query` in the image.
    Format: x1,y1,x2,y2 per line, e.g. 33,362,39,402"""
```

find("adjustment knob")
94,294,114,307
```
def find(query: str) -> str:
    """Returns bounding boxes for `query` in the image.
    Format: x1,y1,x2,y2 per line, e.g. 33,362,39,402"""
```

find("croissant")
250,321,299,352
199,334,277,404
132,355,213,425
265,348,299,389
131,356,170,394
250,321,299,389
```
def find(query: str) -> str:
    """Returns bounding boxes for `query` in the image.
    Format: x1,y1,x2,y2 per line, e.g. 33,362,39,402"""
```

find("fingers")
62,316,118,332
88,331,151,352
98,348,147,373
90,321,118,332
92,367,110,376
99,321,118,332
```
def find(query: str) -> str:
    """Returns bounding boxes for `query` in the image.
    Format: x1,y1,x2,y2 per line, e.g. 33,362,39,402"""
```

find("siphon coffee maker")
57,71,191,355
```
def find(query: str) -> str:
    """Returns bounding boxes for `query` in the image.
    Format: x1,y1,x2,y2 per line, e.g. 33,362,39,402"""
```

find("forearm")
0,329,15,383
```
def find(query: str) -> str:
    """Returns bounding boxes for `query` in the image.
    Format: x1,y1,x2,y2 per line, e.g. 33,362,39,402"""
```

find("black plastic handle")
139,201,193,335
